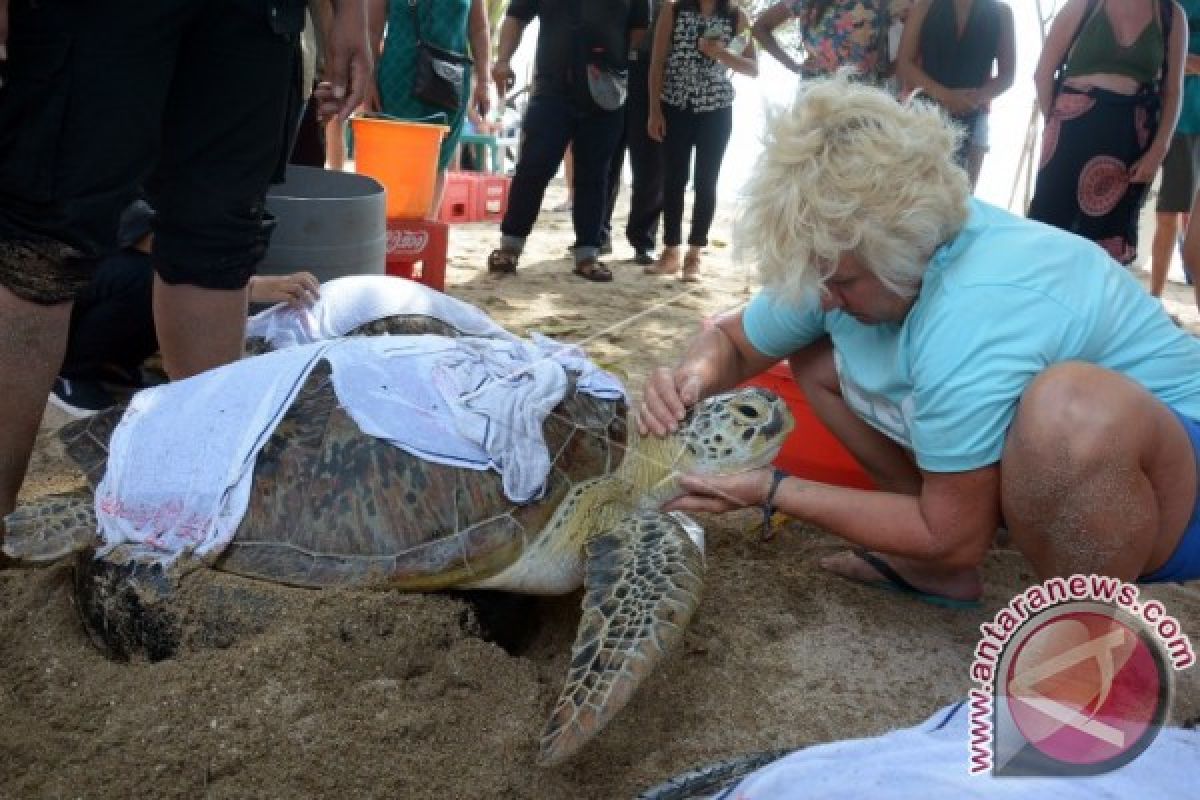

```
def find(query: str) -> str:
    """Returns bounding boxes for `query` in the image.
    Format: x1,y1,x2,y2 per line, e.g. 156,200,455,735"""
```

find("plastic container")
742,361,876,490
438,172,477,223
475,175,511,222
351,113,449,218
259,165,387,283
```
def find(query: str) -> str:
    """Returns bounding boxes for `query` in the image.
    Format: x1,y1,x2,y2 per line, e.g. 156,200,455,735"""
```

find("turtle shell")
60,345,627,590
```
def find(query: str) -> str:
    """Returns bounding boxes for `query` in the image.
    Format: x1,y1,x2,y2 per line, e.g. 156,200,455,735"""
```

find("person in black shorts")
0,0,371,538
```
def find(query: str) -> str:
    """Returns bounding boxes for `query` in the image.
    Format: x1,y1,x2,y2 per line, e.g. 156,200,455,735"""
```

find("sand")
2,184,1198,799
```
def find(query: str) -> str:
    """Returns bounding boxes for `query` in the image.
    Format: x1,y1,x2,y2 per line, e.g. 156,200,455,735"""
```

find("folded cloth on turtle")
722,701,1199,799
95,334,624,564
245,274,517,349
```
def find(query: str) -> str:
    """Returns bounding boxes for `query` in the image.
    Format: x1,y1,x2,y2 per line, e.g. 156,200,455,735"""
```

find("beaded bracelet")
760,467,789,541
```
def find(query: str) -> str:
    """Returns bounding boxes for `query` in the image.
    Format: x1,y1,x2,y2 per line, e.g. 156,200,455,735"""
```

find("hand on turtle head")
662,468,775,514
637,366,703,438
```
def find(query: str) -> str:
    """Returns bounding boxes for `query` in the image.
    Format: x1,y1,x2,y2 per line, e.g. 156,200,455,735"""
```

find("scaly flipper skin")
538,511,705,766
2,488,99,563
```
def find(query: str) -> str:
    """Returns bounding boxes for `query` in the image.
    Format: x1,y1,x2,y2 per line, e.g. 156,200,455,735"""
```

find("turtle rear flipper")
2,488,99,564
538,511,705,767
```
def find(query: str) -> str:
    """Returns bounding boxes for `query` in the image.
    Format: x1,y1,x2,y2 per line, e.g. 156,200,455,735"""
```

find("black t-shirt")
507,0,650,97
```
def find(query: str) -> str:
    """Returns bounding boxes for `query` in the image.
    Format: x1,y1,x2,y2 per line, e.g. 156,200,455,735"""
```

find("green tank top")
1064,2,1164,85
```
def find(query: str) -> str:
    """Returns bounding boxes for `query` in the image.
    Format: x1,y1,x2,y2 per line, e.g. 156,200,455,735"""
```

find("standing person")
486,0,650,283
0,0,371,540
751,0,905,81
894,0,1016,190
367,0,491,217
602,0,668,266
1028,0,1186,265
639,75,1200,602
646,0,757,282
1151,0,1200,301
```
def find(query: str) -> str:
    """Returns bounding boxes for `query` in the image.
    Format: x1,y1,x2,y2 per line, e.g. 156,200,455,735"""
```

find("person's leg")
568,106,624,268
683,105,734,279
790,340,983,599
495,94,573,260
1152,134,1191,296
601,120,628,254
0,0,184,523
1001,362,1195,580
61,251,158,382
148,0,297,378
624,58,663,258
652,105,695,274
1152,212,1182,297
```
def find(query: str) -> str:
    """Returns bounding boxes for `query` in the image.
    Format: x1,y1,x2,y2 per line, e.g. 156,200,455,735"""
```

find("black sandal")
487,249,519,274
573,259,613,282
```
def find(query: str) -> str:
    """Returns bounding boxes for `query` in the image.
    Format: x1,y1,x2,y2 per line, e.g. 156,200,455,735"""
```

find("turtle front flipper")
538,510,705,766
2,488,99,564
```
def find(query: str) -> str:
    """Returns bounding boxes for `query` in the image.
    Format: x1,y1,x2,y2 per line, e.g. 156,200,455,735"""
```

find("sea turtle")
3,331,793,766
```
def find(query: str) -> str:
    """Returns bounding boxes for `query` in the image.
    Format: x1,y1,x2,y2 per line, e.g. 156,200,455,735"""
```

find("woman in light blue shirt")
639,73,1200,604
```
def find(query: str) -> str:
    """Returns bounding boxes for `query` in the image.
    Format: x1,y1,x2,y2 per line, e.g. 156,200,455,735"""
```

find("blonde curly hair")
735,71,970,303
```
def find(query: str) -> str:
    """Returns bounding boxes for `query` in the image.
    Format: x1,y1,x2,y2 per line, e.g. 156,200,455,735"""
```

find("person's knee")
1004,363,1125,479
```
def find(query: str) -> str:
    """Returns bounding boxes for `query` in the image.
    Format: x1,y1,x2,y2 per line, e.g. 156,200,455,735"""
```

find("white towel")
727,701,1199,799
95,335,626,563
244,274,517,349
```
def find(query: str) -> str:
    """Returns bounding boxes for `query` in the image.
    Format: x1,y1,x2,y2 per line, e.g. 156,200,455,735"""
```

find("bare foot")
819,549,983,604
682,248,701,282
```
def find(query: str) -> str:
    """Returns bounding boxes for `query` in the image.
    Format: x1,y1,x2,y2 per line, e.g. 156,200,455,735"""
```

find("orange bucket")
351,113,449,219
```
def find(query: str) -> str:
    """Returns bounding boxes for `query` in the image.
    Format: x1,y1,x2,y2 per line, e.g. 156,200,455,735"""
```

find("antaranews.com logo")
968,574,1195,776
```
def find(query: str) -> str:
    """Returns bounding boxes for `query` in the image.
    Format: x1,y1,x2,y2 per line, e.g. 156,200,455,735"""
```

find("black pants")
662,104,733,248
0,0,302,303
501,93,624,251
60,250,157,382
602,58,664,252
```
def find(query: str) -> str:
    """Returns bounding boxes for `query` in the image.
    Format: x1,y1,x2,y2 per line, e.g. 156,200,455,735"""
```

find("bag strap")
1156,0,1173,90
1054,0,1101,93
408,0,423,44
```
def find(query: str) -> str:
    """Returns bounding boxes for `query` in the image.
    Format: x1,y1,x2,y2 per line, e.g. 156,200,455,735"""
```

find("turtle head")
674,387,794,476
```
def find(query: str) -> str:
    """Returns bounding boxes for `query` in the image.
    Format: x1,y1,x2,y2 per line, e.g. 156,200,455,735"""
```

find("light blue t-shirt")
743,199,1200,472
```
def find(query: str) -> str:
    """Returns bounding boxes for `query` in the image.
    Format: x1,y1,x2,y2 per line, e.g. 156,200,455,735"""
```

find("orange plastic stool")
385,218,448,291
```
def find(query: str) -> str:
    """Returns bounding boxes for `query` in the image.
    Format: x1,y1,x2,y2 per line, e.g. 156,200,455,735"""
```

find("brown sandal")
573,259,613,282
487,249,519,274
645,247,681,276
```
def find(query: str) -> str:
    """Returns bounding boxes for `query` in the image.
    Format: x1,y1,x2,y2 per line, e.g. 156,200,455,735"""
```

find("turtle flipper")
2,488,99,564
538,510,705,766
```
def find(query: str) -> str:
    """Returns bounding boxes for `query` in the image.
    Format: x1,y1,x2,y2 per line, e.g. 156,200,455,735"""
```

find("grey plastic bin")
259,165,387,283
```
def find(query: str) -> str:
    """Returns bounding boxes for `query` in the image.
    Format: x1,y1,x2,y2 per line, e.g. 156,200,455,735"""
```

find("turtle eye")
736,404,760,418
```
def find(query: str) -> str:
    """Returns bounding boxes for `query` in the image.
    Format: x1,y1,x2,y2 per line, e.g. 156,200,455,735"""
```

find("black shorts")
1156,133,1200,213
0,0,304,303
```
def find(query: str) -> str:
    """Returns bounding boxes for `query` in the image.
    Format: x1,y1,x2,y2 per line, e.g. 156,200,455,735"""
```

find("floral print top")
786,0,912,78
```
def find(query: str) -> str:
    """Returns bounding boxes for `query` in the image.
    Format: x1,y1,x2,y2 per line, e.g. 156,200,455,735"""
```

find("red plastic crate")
437,172,476,224
474,174,511,223
385,217,447,291
742,361,876,490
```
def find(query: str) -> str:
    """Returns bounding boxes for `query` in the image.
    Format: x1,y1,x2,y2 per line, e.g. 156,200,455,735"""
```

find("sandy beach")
1,181,1198,799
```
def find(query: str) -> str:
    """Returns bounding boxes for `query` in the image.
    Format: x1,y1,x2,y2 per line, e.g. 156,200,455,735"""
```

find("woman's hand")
1130,144,1168,184
250,272,321,309
647,106,666,142
638,365,706,437
697,36,724,61
470,80,491,121
662,468,776,514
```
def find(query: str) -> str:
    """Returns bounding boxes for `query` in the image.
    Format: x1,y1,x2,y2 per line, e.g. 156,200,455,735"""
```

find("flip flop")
841,548,982,610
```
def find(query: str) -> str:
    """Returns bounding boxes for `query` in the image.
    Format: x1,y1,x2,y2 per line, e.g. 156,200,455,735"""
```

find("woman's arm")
976,2,1016,104
704,9,759,77
1132,0,1187,183
751,1,802,74
1033,0,1090,118
647,1,676,142
466,0,491,118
